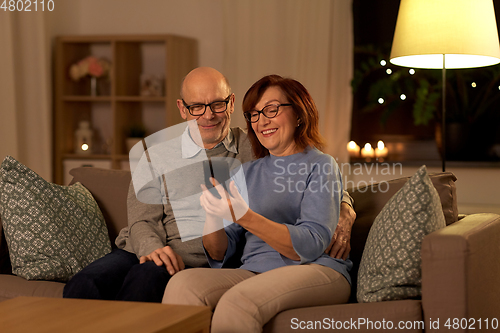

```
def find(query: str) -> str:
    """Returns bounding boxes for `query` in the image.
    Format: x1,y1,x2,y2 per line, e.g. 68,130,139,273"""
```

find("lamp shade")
390,0,500,69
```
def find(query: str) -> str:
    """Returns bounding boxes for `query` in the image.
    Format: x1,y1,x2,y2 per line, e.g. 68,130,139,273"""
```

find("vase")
90,77,111,96
90,77,97,96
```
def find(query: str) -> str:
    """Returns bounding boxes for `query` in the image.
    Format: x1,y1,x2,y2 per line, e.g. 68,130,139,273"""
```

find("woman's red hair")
242,75,325,158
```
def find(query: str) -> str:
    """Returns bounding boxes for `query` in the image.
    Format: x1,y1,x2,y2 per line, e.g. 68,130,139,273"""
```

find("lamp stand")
441,55,446,172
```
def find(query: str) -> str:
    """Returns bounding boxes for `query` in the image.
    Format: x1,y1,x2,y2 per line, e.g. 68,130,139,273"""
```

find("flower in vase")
69,56,111,81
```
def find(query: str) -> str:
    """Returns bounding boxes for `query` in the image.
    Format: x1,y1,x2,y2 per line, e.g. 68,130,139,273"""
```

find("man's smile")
199,122,220,130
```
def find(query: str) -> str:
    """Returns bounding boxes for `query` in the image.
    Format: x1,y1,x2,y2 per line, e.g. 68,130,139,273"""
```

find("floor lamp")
389,0,500,172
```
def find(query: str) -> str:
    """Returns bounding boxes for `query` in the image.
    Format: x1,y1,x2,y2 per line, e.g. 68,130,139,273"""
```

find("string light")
400,94,407,100
380,60,387,66
409,69,415,75
378,98,384,104
386,69,392,74
471,82,477,88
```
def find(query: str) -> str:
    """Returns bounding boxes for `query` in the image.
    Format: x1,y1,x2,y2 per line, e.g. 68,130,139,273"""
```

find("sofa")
1,166,499,332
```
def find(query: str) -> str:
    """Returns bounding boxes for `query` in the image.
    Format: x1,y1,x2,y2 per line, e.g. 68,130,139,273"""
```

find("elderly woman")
163,75,352,332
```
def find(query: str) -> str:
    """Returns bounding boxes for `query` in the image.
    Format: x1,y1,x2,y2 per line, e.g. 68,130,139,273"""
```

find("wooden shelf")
62,96,112,102
53,34,198,185
116,154,131,161
62,96,167,102
63,154,112,160
115,96,167,102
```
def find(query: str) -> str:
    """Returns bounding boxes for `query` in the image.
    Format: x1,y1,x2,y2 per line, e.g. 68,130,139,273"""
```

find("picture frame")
140,74,164,96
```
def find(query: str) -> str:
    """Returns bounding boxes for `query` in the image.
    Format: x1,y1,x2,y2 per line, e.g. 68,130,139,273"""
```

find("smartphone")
203,158,230,199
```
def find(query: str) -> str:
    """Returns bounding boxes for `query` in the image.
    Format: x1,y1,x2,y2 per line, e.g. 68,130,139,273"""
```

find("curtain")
222,0,353,163
0,12,52,180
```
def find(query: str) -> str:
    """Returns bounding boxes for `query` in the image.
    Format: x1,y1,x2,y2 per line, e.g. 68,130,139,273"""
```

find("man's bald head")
180,67,231,100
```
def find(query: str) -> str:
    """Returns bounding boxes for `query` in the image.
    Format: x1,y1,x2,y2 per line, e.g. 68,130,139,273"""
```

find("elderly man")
63,67,356,302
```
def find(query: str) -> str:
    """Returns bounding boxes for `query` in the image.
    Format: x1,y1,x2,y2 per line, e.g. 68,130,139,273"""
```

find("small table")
0,297,211,333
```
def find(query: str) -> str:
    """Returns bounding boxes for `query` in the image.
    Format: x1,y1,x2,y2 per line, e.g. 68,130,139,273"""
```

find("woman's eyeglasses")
244,103,292,123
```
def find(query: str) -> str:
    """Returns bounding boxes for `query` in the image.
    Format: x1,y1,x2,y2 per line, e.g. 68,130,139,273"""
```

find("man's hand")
325,202,356,260
140,246,185,276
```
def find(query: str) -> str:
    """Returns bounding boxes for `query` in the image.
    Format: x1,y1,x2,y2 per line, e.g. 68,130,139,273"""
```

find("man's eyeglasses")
244,103,292,123
182,95,232,116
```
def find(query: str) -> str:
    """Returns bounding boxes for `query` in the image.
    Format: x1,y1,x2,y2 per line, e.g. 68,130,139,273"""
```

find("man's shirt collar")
181,126,237,158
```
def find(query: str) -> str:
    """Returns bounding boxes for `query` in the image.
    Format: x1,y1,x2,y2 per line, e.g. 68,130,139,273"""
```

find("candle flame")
377,140,385,150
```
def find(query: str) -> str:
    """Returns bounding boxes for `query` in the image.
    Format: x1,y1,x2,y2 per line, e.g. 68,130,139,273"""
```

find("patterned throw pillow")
357,165,446,302
0,156,111,282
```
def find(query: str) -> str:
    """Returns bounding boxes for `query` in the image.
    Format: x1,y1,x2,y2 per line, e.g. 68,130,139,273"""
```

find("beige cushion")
68,167,132,246
356,166,446,302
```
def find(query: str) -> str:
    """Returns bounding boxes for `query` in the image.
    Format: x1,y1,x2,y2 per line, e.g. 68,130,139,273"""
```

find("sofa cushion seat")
264,299,423,332
0,274,64,302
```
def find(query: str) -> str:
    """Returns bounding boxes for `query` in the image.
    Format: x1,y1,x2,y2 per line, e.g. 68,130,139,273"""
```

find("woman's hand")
200,178,249,223
199,178,300,261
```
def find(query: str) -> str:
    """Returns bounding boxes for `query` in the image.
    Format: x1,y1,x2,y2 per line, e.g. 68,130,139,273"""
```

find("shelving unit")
53,35,198,184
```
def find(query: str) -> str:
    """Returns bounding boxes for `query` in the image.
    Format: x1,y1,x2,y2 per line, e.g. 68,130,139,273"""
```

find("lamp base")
435,122,468,160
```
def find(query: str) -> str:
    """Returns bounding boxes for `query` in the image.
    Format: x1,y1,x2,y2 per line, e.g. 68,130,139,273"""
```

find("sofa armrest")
421,213,500,327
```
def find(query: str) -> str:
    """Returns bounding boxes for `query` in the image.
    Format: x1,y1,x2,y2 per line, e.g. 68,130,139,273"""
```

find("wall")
47,0,239,126
77,0,225,71
48,0,224,65
34,1,500,213
47,0,354,139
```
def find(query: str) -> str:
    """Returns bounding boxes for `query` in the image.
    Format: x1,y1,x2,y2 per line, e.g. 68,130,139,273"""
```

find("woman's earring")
297,119,301,127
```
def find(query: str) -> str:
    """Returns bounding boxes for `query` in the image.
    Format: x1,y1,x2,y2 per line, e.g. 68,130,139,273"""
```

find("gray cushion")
0,156,111,282
346,170,457,303
356,165,446,302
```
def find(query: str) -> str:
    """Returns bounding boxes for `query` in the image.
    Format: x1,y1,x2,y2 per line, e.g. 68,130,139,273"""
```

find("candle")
375,140,388,160
347,141,360,158
75,121,93,154
361,143,375,161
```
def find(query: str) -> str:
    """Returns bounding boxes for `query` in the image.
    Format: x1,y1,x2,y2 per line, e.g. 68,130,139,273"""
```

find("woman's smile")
261,128,278,136
252,86,299,156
